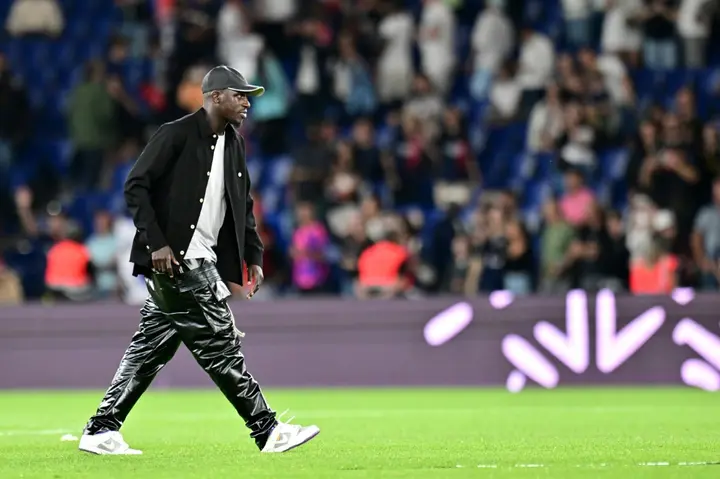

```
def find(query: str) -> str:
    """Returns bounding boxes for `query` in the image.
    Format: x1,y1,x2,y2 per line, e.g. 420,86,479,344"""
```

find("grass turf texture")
0,388,719,478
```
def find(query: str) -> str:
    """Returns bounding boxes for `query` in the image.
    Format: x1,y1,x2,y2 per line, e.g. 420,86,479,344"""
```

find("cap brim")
228,85,265,97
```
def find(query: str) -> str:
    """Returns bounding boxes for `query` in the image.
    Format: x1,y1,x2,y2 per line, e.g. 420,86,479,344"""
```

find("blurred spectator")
376,0,415,106
251,0,297,58
291,16,333,123
0,54,31,177
115,0,153,59
44,214,93,302
330,33,377,120
338,213,373,295
516,26,555,117
504,217,533,295
527,83,565,153
5,0,64,38
562,0,593,49
677,0,715,68
630,236,679,293
166,0,219,117
559,169,596,227
429,203,465,293
555,102,600,174
360,194,388,242
218,0,254,73
698,124,720,204
692,176,720,289
601,0,644,66
418,0,457,95
289,202,330,295
569,203,618,291
385,112,434,207
445,234,473,294
638,145,699,252
489,61,521,123
627,120,660,195
0,260,23,305
176,63,210,113
85,210,118,298
605,209,631,289
326,141,362,208
66,61,119,192
467,206,508,293
107,73,145,147
250,193,285,297
469,0,515,101
113,210,148,305
356,230,412,299
433,107,479,207
436,106,480,185
250,45,291,156
290,123,334,204
539,198,576,293
350,118,384,184
640,0,679,70
403,74,445,138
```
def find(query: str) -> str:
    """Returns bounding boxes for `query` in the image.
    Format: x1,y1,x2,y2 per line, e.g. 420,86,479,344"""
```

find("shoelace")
277,409,301,431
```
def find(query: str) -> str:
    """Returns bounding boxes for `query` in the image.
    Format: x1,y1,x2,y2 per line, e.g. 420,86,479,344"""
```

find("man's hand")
246,264,264,299
152,246,179,277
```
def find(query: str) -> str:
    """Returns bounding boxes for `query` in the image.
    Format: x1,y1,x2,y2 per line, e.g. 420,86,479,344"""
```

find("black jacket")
124,108,263,285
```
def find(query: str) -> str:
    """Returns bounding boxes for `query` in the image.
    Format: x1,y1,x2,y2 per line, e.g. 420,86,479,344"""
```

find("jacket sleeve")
124,123,179,252
240,136,264,267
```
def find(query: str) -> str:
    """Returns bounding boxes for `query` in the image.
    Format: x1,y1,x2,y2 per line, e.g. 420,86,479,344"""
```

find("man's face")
214,90,250,127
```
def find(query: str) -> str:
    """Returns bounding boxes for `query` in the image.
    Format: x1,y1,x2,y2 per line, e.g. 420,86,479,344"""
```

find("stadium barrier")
1,289,718,391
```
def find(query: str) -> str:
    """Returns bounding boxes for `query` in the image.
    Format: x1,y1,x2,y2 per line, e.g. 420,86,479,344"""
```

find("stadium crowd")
1,0,720,304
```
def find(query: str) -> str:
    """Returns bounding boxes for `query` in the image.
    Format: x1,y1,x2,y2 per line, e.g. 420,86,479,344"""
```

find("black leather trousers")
83,259,277,449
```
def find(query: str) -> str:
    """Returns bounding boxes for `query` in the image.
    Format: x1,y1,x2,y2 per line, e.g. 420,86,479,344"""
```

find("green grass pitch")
0,388,719,478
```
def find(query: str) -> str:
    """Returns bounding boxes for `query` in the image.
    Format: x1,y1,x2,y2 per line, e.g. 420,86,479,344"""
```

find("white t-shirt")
470,8,514,72
185,133,227,262
516,33,555,90
491,79,521,118
601,0,643,52
678,0,711,38
253,0,296,22
418,0,456,69
378,12,414,71
561,0,592,19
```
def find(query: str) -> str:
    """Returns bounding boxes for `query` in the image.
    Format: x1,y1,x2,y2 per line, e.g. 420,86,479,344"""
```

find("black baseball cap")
201,65,265,96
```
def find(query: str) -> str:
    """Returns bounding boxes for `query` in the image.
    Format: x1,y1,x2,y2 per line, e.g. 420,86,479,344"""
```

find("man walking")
78,66,319,455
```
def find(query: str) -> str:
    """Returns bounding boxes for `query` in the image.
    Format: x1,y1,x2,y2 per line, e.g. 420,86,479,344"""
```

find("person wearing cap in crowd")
77,66,320,456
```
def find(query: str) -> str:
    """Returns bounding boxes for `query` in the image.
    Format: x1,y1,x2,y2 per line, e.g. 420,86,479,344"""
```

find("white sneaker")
261,411,320,453
78,431,142,455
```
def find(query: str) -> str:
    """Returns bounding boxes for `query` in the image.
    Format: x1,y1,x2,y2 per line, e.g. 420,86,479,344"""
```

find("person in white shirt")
527,83,565,153
376,1,415,104
601,0,644,66
490,62,521,122
5,0,64,37
218,0,263,81
252,0,297,57
515,26,555,117
417,0,457,95
469,0,514,101
562,0,592,49
677,0,715,68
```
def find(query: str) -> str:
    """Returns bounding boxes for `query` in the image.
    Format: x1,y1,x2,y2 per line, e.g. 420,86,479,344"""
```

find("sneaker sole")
79,445,143,455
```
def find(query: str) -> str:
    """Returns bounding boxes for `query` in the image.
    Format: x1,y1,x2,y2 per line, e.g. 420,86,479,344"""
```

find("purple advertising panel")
0,289,718,391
